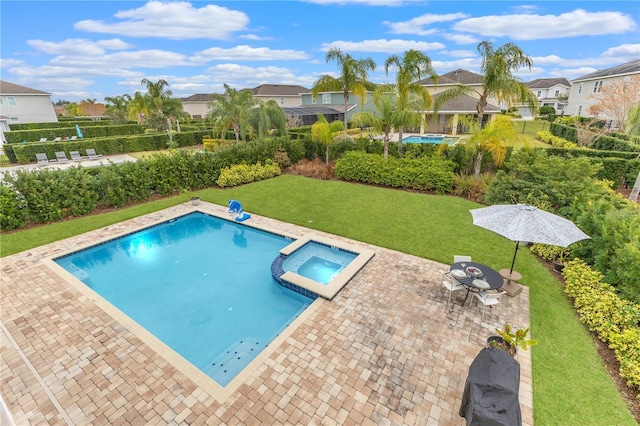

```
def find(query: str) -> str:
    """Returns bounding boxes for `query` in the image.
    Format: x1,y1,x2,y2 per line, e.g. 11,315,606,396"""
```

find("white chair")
454,255,472,263
471,291,506,321
440,270,466,306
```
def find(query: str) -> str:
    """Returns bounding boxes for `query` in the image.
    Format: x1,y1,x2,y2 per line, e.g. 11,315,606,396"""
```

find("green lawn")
1,175,634,425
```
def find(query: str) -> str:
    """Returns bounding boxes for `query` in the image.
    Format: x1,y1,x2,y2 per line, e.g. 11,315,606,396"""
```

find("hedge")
563,259,640,397
8,120,119,131
334,151,454,193
4,130,210,164
4,124,145,144
550,122,640,152
216,160,281,187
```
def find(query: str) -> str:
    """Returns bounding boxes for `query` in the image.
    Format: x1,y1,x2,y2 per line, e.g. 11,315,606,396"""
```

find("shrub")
0,185,28,231
536,130,578,148
216,160,281,188
452,173,493,202
286,158,335,180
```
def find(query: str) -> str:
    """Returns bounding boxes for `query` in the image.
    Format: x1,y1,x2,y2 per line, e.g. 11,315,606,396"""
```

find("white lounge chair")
38,138,47,142
86,149,103,160
70,151,87,162
36,153,51,166
54,151,70,163
52,137,62,142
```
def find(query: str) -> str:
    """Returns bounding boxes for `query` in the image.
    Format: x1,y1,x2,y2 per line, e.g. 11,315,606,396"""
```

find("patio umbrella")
75,124,84,139
469,204,590,274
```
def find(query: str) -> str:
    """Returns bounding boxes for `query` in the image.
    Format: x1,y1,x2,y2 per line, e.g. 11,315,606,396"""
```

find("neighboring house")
418,69,502,134
299,91,376,124
281,106,343,126
251,84,308,107
181,94,213,119
0,81,57,124
526,78,570,114
565,59,640,117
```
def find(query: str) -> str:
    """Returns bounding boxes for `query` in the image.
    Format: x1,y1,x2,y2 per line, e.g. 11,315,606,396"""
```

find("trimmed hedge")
550,122,640,152
334,151,454,193
4,124,145,144
216,160,281,187
8,120,118,131
5,130,210,164
563,259,640,397
536,130,578,148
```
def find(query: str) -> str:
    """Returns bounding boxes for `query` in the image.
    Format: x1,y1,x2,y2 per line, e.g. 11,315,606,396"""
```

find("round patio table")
449,262,503,304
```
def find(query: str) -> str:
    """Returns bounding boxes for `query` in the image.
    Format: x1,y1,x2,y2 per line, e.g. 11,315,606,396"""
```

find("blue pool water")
282,242,357,285
403,135,457,145
55,212,312,387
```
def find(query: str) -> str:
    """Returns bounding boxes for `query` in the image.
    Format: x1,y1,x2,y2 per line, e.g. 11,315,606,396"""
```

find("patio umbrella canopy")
469,204,590,273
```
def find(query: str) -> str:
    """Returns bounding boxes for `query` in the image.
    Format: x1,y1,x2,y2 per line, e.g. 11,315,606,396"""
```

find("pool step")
203,337,263,385
66,262,89,281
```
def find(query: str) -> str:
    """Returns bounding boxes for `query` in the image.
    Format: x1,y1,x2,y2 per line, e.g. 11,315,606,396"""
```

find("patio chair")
54,151,70,163
86,149,103,160
36,153,51,166
454,255,472,263
38,138,47,142
440,270,465,306
52,137,62,142
70,135,77,140
471,291,506,321
70,151,87,162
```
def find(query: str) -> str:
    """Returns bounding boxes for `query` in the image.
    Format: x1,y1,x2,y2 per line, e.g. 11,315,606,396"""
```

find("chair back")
454,255,472,263
486,291,506,301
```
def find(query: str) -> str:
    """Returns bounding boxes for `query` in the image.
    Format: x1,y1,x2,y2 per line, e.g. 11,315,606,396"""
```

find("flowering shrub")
536,130,578,148
216,160,281,188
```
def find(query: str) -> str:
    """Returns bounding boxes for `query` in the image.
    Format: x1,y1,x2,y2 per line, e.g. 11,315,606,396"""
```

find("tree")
351,85,425,161
208,84,257,143
434,41,539,127
311,114,343,165
311,48,376,132
247,100,287,139
127,92,150,124
572,118,611,147
64,102,82,117
141,78,172,113
384,49,438,152
626,104,640,202
458,114,523,177
588,75,640,132
105,94,132,124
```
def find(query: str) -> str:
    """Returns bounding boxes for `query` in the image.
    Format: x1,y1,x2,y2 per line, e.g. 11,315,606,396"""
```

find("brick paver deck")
1,202,532,425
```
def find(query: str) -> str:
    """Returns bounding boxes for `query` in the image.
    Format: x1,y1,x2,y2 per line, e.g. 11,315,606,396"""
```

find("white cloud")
321,39,445,53
446,50,475,58
305,0,404,6
205,64,315,88
191,45,309,62
602,43,640,59
74,1,249,40
443,33,479,45
454,9,637,40
0,59,25,68
49,50,189,68
27,38,132,56
385,13,468,35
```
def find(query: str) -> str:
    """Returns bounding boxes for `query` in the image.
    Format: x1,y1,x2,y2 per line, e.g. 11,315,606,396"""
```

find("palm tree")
351,85,425,160
248,100,287,139
207,84,258,143
127,92,150,124
105,94,131,123
435,41,539,127
458,114,523,177
384,49,438,151
311,48,376,132
311,114,343,165
141,78,172,113
626,104,640,202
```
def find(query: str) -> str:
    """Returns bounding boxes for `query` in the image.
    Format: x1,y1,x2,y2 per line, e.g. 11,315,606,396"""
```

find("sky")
1,1,639,103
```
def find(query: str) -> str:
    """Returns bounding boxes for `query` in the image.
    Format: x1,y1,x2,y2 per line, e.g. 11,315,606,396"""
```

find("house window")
0,97,4,105
10,117,18,122
280,97,284,105
7,96,17,106
554,90,560,96
593,81,603,93
577,105,582,116
536,90,542,97
322,94,331,104
578,83,583,94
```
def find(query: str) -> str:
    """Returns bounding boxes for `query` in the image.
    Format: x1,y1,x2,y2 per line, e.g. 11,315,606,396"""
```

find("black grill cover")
459,347,522,426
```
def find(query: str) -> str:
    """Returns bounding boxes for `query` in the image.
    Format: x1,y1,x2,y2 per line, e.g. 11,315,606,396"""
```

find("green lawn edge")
1,174,634,425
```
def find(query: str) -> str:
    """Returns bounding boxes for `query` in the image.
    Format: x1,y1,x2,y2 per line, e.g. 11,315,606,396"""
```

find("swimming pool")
403,135,458,145
54,212,312,387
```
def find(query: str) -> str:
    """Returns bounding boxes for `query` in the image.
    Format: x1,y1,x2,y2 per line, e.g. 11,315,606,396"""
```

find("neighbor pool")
403,135,458,145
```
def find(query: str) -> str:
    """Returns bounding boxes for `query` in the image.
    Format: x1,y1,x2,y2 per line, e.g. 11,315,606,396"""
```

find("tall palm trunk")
474,151,484,177
397,129,404,154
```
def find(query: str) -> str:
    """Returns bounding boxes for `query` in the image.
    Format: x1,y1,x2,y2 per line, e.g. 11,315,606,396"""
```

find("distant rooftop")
251,84,309,96
526,78,570,89
0,80,51,95
572,59,640,82
418,69,484,86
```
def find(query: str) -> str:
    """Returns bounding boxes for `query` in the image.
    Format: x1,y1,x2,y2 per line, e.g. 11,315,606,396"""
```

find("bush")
216,160,281,187
0,186,28,231
334,151,454,194
536,131,578,148
451,173,493,202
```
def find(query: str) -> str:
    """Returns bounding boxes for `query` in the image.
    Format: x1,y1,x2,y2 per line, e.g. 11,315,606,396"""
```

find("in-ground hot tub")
271,235,375,300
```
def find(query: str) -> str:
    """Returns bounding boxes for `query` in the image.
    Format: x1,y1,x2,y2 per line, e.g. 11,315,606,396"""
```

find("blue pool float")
228,199,251,222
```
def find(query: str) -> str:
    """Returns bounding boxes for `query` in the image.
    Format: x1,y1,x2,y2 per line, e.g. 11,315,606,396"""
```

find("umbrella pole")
509,241,519,274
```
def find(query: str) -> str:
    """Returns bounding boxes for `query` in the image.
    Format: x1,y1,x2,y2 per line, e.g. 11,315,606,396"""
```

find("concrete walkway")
0,154,138,179
0,202,533,425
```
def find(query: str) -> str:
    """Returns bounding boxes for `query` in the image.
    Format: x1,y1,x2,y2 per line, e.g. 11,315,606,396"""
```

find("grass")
1,175,635,425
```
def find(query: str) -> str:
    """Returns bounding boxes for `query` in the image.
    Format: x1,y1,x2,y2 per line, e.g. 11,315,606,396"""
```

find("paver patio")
1,202,532,425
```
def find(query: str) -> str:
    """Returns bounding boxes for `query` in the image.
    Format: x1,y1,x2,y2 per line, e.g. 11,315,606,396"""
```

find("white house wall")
0,95,57,124
565,73,638,117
